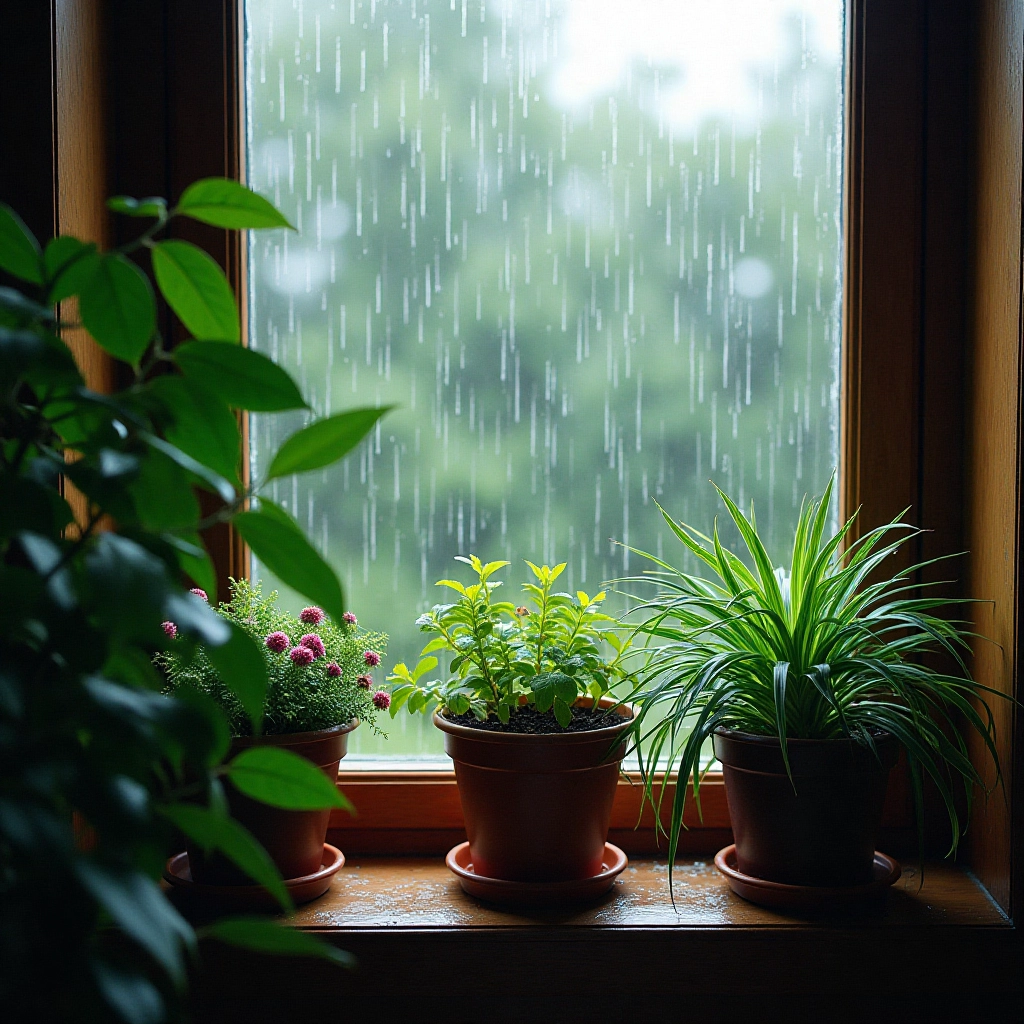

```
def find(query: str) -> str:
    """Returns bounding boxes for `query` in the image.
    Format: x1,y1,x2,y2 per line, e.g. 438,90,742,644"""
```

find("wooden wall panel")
54,0,113,396
966,0,1023,917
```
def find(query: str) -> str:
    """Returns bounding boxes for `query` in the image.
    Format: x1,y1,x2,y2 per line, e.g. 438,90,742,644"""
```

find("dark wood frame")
3,0,1020,922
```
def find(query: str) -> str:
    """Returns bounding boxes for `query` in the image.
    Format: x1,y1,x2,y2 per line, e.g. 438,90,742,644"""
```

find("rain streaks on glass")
245,0,846,756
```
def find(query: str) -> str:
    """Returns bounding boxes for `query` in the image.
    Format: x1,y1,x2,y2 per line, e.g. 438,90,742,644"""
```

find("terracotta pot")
434,698,633,882
188,720,356,885
713,727,899,887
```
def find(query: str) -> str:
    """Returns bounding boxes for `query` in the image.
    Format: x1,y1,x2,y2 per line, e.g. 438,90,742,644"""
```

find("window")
244,0,844,760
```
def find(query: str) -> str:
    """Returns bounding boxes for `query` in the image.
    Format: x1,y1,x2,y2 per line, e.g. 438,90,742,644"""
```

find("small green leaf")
107,195,168,219
199,918,353,966
159,803,291,910
266,407,391,480
151,240,239,342
177,178,294,230
553,697,572,728
205,622,268,733
226,747,352,811
0,204,42,284
174,341,306,411
233,506,345,623
79,253,156,363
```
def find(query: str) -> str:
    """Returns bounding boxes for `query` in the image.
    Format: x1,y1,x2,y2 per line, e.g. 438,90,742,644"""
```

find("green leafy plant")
621,474,1005,874
159,579,388,736
0,181,389,1022
388,554,632,727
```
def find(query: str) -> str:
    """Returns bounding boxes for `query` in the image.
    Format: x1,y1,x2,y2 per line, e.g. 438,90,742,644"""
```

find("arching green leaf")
177,178,294,230
174,341,306,411
151,240,239,342
266,407,392,480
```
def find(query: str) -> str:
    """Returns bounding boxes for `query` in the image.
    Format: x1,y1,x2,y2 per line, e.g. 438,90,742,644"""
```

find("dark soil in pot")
440,705,625,733
187,720,356,885
713,727,899,887
435,698,633,883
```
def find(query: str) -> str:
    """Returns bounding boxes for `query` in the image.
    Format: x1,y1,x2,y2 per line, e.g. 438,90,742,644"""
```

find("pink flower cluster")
265,631,290,653
189,588,208,602
300,606,326,625
372,690,391,710
162,621,177,640
327,662,342,678
363,650,381,667
356,674,373,689
300,633,326,659
289,645,314,667
342,611,357,625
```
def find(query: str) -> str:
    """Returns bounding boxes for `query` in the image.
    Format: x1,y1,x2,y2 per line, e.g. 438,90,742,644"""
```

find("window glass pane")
245,0,845,759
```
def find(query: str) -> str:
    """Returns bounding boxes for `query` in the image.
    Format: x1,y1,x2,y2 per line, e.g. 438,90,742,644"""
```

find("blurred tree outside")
245,0,844,757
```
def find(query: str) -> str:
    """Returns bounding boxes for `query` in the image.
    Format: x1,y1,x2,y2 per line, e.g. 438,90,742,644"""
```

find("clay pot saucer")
446,841,627,907
715,844,900,912
165,842,344,911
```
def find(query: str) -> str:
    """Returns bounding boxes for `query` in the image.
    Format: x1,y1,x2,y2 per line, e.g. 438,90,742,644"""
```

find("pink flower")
289,645,315,666
265,631,290,653
363,650,381,667
300,633,326,659
356,674,373,689
161,621,178,640
372,690,391,711
342,611,357,625
300,606,326,625
327,662,342,678
189,588,209,602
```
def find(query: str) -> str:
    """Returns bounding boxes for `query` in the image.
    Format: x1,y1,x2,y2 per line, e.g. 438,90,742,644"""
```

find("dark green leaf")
75,862,193,984
233,506,345,623
151,240,239,342
199,918,352,966
164,531,218,600
0,285,53,322
44,237,100,304
158,803,291,910
176,178,294,230
127,448,200,531
147,375,242,486
174,341,306,411
79,253,156,363
92,961,166,1024
139,431,235,504
266,407,391,480
0,203,42,284
205,622,268,733
226,747,352,811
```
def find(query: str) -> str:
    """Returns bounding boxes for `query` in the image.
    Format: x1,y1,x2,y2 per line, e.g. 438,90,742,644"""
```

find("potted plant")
622,475,1003,902
158,579,388,887
388,555,635,893
0,180,388,1021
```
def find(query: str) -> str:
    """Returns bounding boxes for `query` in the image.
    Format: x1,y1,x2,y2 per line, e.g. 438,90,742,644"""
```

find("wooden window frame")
6,0,1020,919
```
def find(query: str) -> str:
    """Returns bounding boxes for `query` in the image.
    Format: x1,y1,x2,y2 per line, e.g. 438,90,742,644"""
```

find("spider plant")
620,474,1004,876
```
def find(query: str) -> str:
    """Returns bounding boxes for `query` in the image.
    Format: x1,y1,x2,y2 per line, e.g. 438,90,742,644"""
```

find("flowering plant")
388,555,632,727
159,579,389,736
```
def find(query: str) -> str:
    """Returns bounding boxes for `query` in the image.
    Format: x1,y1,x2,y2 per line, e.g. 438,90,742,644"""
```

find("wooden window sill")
189,857,1022,1023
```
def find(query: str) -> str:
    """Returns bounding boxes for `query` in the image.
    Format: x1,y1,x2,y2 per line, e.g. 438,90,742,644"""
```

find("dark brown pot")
434,698,633,883
188,720,356,885
713,727,899,887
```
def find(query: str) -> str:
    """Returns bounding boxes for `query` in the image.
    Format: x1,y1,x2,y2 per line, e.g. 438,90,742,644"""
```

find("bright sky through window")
245,0,845,757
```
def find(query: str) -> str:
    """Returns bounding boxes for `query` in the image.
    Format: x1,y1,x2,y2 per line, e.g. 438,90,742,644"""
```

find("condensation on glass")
245,0,846,758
